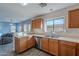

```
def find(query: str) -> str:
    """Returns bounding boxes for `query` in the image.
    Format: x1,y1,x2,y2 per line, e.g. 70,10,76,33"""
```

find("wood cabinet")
15,37,28,53
15,36,35,53
59,40,76,56
49,39,59,55
41,38,49,52
27,36,35,48
68,9,79,28
32,18,43,29
76,43,79,56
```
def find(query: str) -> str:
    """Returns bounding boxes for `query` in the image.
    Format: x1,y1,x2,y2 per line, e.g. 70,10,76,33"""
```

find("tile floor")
0,43,51,56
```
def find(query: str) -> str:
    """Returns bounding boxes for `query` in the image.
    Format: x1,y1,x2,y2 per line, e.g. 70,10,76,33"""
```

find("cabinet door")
32,18,43,29
37,18,43,28
59,41,76,56
30,36,35,47
68,9,79,28
15,37,20,53
41,38,49,52
19,37,28,52
27,39,31,49
76,43,79,56
27,36,35,49
49,39,58,55
32,21,36,29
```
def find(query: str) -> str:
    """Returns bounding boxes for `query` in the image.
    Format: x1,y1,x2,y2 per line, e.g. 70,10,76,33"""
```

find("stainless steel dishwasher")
34,36,42,49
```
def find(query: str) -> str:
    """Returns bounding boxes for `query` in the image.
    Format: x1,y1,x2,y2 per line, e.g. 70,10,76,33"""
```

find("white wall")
42,4,79,32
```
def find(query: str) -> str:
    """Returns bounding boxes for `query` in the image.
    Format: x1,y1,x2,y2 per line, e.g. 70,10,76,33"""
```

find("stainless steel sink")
45,35,60,38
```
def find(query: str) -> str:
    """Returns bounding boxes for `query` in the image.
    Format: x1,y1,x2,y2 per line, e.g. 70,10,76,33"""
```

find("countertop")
33,34,79,43
15,34,79,43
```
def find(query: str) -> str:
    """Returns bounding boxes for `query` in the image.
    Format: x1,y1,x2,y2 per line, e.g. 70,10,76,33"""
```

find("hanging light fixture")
10,18,13,26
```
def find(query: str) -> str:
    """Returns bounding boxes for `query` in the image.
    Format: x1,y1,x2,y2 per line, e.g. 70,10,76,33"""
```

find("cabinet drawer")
59,40,76,47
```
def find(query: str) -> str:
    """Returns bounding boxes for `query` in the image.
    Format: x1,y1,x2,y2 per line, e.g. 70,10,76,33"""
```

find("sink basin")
45,35,60,38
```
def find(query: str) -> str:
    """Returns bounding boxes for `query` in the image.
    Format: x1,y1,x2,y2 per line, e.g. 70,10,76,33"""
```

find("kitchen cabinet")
76,43,79,56
68,9,79,28
32,18,43,29
41,38,49,52
15,36,35,53
15,37,28,53
27,36,35,48
59,40,76,56
49,39,59,55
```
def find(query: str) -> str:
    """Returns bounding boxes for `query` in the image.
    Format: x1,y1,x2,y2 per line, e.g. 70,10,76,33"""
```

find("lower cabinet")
76,43,79,56
15,36,35,53
59,40,76,56
27,36,35,48
49,39,59,55
15,36,78,56
15,37,28,53
41,38,49,52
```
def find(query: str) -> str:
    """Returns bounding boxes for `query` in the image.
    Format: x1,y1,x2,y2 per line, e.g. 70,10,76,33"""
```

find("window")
11,25,16,32
46,20,54,32
18,25,22,32
54,18,64,32
24,24,31,33
46,17,65,32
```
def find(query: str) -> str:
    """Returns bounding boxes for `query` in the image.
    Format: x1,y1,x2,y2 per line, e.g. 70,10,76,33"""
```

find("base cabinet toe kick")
15,36,79,56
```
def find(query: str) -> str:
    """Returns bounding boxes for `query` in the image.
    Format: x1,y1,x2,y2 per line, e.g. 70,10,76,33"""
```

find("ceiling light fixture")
21,3,28,6
9,18,13,26
39,3,47,8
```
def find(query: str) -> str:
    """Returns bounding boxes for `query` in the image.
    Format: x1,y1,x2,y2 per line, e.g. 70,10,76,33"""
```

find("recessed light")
50,9,53,11
20,3,28,6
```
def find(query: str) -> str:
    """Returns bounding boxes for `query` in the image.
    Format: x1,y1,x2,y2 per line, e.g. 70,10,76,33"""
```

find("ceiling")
0,3,77,23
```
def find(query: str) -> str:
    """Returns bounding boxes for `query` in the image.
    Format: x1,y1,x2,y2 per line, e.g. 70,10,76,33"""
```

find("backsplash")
33,29,45,34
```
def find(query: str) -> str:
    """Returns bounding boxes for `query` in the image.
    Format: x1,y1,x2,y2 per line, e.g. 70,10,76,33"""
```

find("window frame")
45,17,65,32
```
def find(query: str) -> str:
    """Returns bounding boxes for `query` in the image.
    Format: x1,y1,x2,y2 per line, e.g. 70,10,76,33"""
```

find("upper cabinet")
68,9,79,28
32,18,43,29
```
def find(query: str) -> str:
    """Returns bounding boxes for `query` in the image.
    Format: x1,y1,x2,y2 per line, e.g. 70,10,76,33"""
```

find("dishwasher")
34,36,42,49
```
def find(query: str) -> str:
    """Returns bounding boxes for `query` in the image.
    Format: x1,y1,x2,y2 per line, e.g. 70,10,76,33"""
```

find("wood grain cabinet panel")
19,37,28,52
32,21,36,29
15,36,35,53
27,37,35,49
15,37,28,53
32,18,43,29
41,38,49,52
76,43,79,56
59,40,76,56
49,39,59,55
68,9,79,28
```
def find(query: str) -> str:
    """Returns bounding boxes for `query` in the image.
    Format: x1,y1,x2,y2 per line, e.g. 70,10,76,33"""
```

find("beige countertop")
34,34,79,43
15,34,79,43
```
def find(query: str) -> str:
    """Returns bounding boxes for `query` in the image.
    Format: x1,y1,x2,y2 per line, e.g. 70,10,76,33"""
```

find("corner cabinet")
68,9,79,28
59,40,76,56
15,37,28,53
32,18,43,29
27,36,35,48
15,36,35,53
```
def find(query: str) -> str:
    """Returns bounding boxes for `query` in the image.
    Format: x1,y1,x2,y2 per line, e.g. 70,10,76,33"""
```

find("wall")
15,19,31,32
41,4,79,38
42,4,79,31
0,22,16,36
